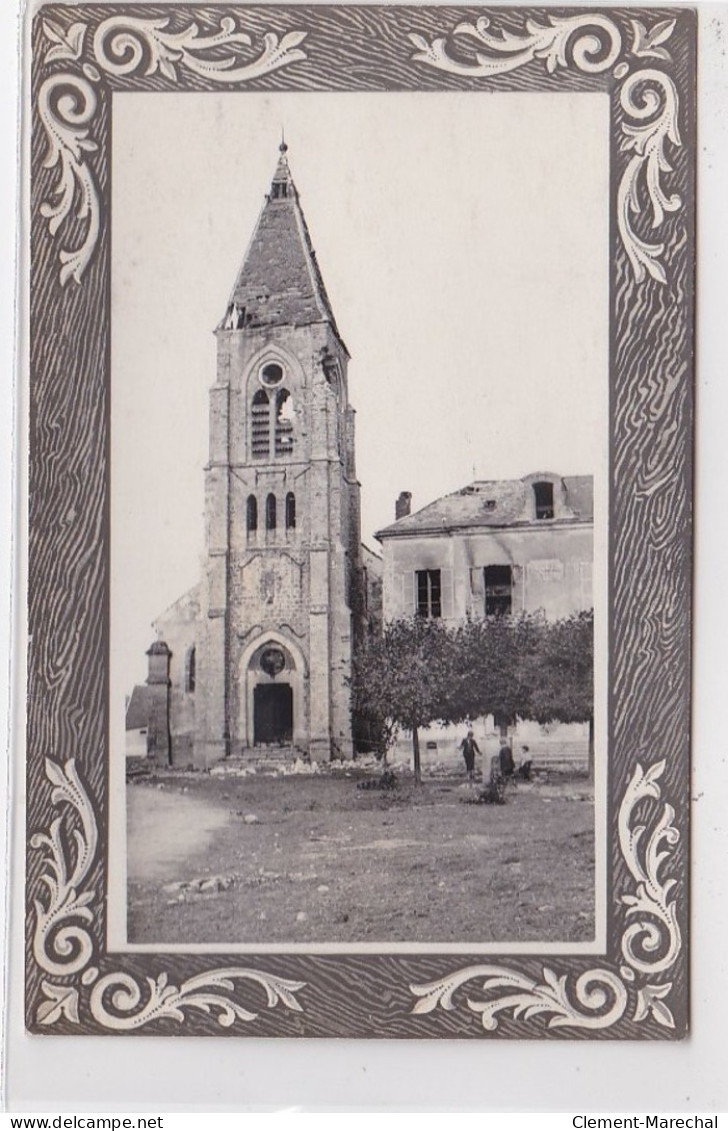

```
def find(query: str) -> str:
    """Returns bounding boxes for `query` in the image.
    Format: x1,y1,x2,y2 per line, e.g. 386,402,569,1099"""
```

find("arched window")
246,494,258,532
251,389,270,458
185,646,196,694
533,481,554,520
285,492,296,530
275,389,294,455
266,493,277,530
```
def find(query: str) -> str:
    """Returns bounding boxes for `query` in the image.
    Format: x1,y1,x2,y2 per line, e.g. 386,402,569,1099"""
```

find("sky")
110,90,609,700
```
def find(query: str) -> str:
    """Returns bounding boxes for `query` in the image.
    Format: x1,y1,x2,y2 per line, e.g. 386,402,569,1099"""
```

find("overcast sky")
110,90,609,700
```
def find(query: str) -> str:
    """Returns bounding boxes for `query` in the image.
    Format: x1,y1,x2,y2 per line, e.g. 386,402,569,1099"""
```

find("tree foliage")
526,610,594,726
351,617,461,782
351,610,594,782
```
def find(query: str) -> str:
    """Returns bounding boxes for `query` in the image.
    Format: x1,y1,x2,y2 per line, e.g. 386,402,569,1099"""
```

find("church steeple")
270,137,293,198
219,142,346,351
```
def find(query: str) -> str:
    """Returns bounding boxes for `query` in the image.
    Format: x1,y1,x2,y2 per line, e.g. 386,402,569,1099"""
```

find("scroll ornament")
31,758,306,1030
409,12,683,284
410,760,681,1032
37,14,308,285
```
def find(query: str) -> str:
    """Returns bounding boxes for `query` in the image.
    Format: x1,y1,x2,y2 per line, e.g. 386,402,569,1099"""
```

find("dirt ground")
127,765,595,946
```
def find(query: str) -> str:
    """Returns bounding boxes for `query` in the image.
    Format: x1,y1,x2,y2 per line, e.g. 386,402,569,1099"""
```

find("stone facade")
375,472,594,771
376,472,593,623
128,144,380,767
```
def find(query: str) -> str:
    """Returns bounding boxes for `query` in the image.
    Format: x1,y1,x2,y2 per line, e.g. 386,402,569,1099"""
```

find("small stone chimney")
395,491,412,520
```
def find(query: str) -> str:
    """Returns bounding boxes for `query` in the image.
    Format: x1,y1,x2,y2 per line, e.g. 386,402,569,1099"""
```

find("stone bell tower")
194,143,363,766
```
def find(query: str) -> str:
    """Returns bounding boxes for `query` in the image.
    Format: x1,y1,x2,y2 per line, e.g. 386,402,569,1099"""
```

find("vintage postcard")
25,2,694,1039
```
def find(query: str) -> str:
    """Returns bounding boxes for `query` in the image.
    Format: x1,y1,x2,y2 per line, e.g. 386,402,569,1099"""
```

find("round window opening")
260,646,286,677
261,362,284,387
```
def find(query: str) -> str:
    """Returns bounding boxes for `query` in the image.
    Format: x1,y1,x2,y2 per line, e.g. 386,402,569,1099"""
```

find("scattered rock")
162,873,235,900
317,884,330,894
296,911,308,923
162,881,185,894
243,814,259,825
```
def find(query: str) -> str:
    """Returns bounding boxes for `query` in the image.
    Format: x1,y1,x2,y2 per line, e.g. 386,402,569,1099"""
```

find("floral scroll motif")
409,13,623,78
31,759,307,1030
37,14,308,285
89,968,305,1030
412,965,629,1032
410,760,681,1033
409,12,683,285
31,757,98,977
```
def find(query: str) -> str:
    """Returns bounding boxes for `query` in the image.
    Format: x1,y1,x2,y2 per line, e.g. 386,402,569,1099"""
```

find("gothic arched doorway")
241,638,303,749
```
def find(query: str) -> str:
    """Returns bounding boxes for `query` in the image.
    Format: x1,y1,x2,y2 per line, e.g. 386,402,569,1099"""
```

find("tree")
527,610,594,776
452,612,546,732
350,616,461,784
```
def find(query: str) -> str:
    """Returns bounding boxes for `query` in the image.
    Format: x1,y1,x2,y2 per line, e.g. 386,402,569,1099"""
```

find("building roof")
375,474,594,540
146,640,170,656
218,144,347,351
126,685,154,731
153,583,201,631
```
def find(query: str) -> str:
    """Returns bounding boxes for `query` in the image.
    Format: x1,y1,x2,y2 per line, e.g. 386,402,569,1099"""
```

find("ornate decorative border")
410,761,681,1032
409,13,683,284
28,5,694,1039
30,755,680,1033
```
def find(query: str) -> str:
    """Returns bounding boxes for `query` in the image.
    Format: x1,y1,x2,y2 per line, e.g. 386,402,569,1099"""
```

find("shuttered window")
251,389,270,458
484,565,512,616
416,569,442,618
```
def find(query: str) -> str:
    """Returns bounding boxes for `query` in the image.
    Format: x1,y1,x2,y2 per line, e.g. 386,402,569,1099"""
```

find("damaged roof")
375,475,594,540
219,144,346,350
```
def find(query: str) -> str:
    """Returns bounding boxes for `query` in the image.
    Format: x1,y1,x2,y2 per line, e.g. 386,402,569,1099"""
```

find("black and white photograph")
111,94,606,953
24,3,693,1042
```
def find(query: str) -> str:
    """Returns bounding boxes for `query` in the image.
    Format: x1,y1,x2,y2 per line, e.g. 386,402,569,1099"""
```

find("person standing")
499,737,515,779
460,729,480,781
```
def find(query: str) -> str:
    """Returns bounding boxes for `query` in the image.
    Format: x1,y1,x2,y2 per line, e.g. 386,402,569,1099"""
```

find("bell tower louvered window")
246,494,258,532
266,493,277,531
251,389,270,459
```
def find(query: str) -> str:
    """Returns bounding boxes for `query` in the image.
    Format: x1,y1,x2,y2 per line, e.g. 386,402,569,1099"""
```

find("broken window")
266,493,277,531
416,569,442,618
533,481,554,520
246,494,257,532
251,389,270,458
274,388,294,455
484,565,512,616
285,492,296,530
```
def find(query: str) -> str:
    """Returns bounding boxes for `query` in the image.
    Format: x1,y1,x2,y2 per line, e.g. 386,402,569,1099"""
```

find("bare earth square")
127,767,595,946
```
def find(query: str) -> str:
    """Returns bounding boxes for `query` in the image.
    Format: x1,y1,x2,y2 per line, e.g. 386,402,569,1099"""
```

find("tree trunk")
588,715,595,782
412,726,422,786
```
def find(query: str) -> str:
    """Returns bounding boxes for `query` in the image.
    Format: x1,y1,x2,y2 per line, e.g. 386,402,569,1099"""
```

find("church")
125,143,380,767
125,142,594,772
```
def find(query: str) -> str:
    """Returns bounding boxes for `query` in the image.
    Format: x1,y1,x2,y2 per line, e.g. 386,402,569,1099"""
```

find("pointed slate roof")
219,143,346,350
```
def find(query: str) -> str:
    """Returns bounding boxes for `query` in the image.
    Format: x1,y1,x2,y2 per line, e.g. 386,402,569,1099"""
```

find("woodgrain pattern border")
27,3,695,1039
